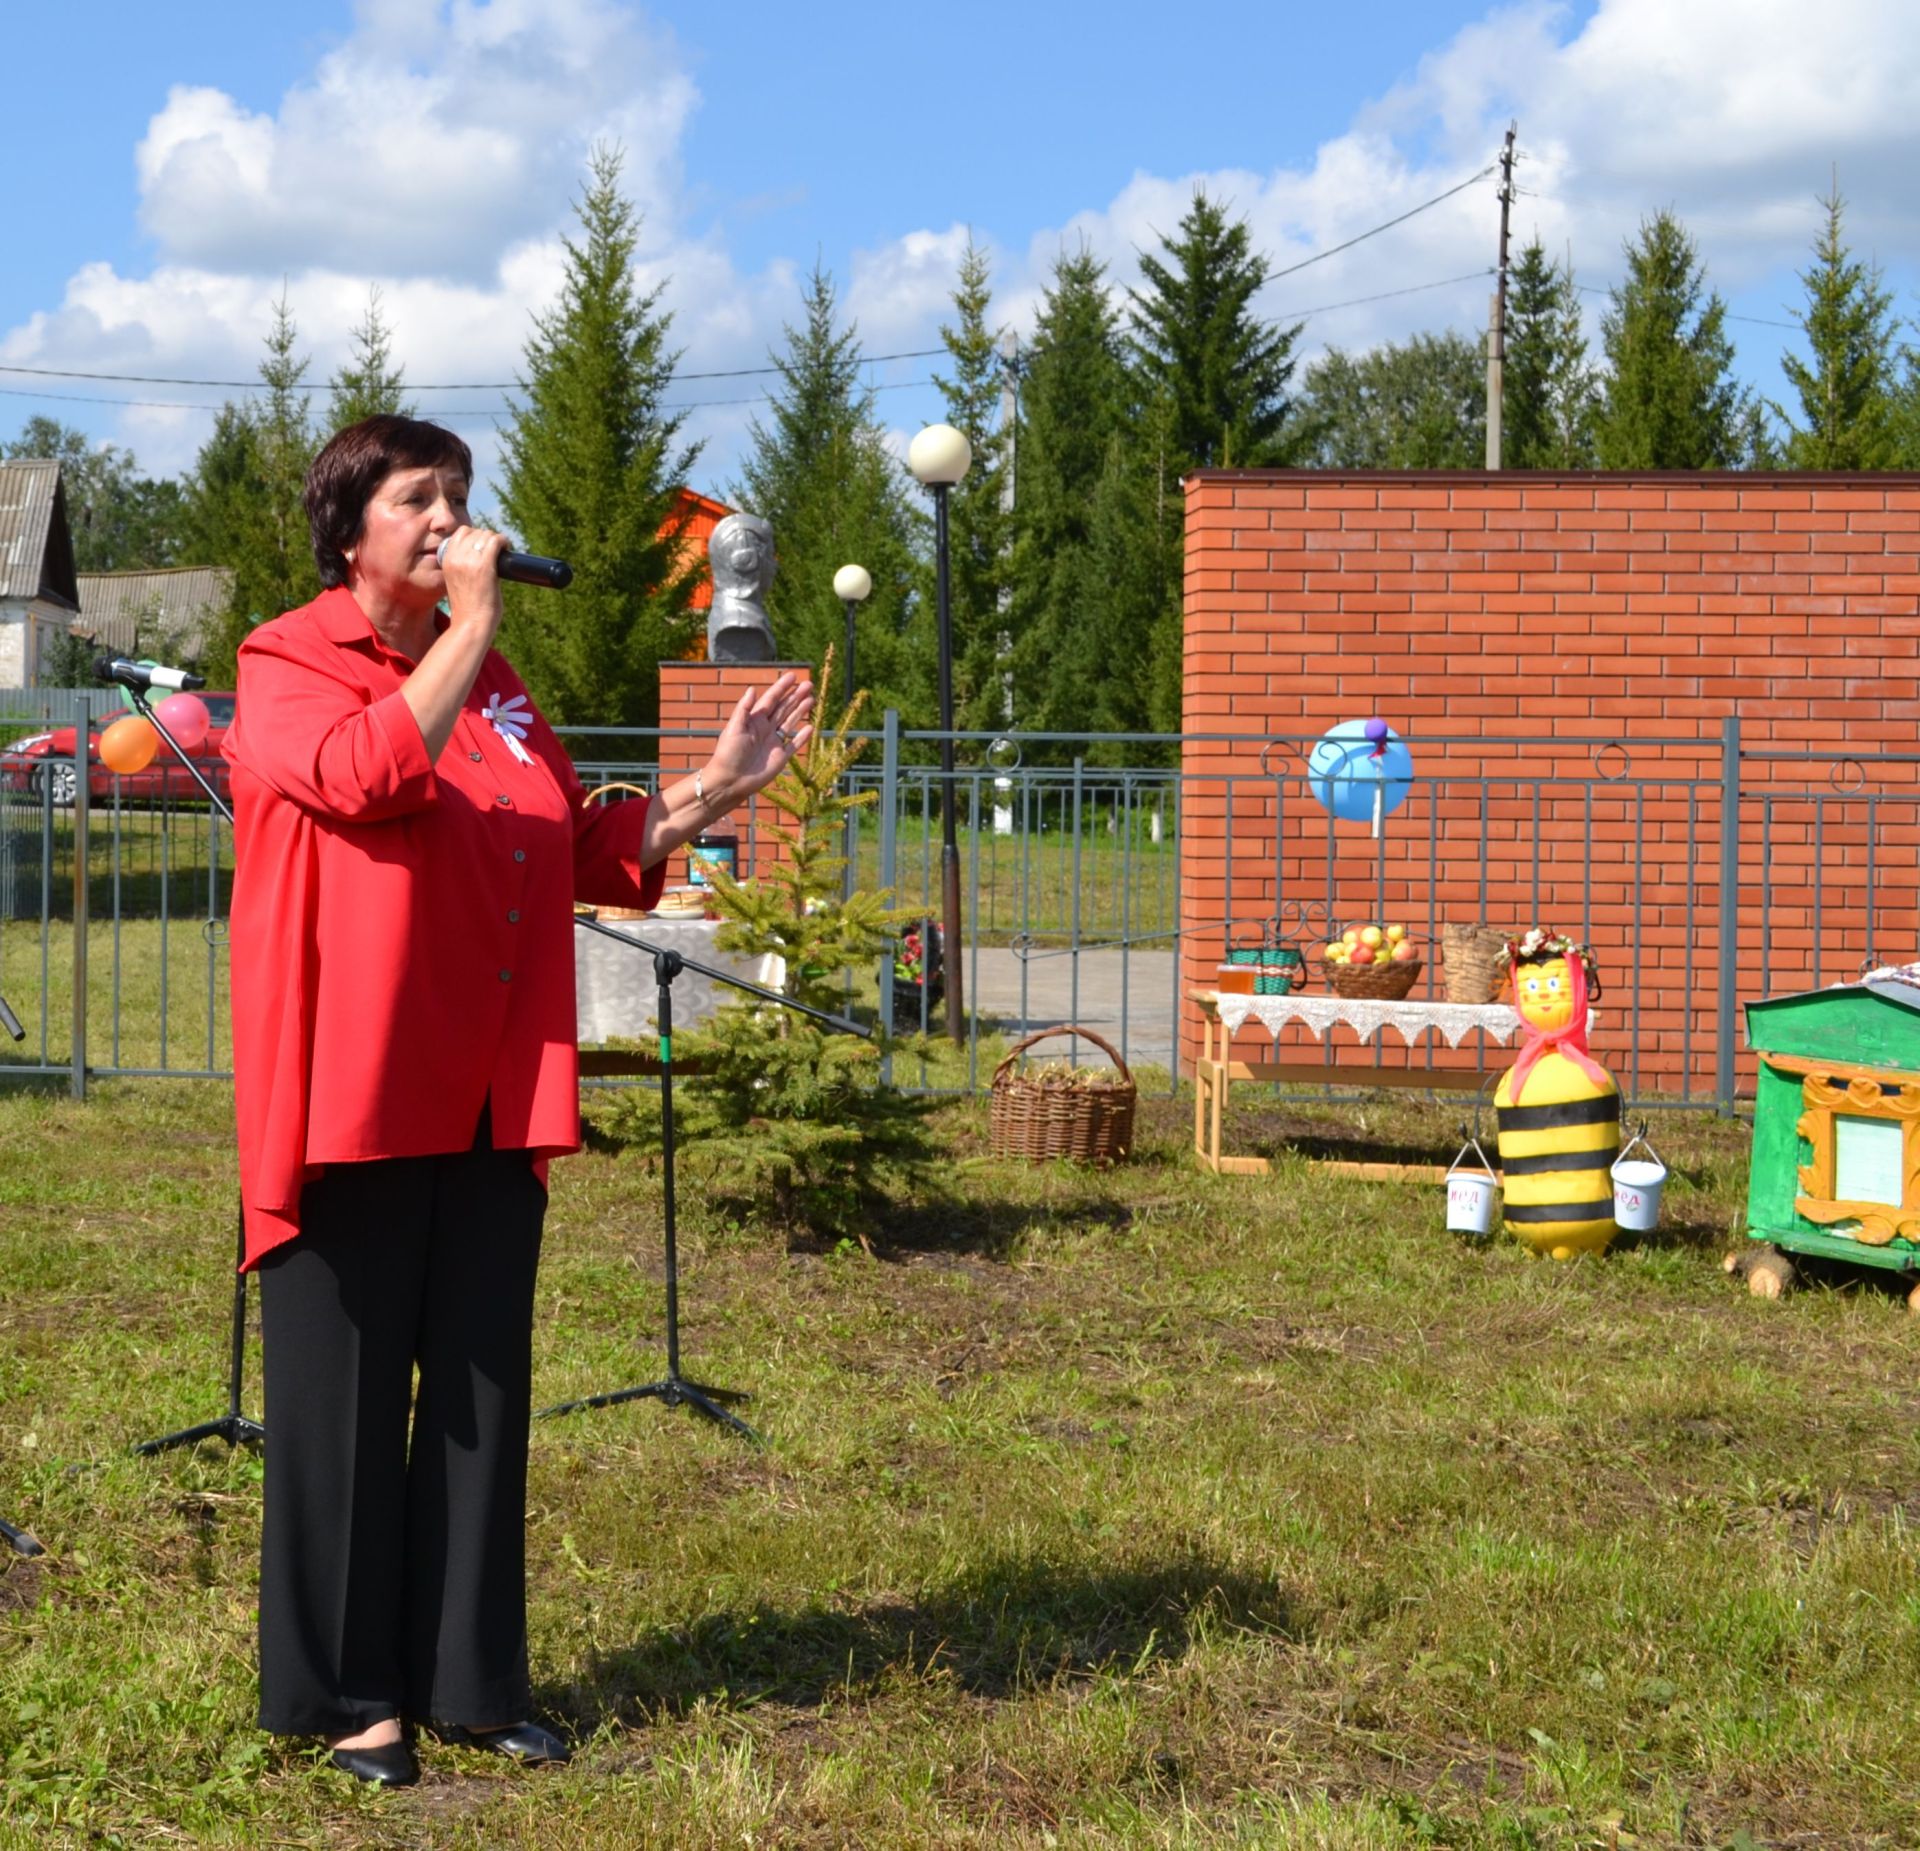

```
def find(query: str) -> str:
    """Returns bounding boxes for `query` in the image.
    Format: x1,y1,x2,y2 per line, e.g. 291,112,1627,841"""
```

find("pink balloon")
154,693,211,750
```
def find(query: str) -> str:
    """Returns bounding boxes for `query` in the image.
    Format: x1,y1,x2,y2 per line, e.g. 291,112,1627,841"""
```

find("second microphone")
436,536,574,590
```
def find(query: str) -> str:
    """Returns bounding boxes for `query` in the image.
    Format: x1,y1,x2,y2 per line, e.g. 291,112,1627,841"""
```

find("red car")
0,694,235,806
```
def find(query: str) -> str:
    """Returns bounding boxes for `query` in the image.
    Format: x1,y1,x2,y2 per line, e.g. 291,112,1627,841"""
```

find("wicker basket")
989,1025,1137,1165
1327,957,1423,1001
1440,923,1509,1004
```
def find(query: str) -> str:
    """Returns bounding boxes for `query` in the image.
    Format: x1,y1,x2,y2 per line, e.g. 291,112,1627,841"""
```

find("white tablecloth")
575,915,784,1043
1209,991,1527,1048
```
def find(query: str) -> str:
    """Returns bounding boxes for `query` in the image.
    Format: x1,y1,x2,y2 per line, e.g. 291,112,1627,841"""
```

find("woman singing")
223,415,808,1785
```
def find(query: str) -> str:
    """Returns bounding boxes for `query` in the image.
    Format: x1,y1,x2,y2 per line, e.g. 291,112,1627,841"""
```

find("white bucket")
1446,1168,1499,1235
1612,1157,1668,1231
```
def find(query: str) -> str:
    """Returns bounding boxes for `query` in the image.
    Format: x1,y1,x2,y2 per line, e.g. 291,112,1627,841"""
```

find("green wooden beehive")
1744,980,1920,1276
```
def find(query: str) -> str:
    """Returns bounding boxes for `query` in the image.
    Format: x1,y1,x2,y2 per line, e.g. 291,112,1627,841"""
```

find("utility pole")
996,328,1020,725
1485,121,1516,469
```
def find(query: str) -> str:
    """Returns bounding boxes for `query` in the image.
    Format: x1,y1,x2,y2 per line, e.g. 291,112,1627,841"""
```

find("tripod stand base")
133,1413,266,1458
0,1516,44,1558
537,1374,759,1443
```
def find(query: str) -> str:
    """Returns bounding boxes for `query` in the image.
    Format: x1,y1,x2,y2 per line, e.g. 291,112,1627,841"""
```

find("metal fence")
3,700,1912,1111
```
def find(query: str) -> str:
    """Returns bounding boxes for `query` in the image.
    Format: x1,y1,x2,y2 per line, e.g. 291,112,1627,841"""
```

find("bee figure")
1494,930,1620,1260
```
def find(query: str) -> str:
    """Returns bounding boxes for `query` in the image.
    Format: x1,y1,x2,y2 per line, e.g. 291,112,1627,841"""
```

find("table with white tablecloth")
1192,988,1537,1179
574,915,784,1045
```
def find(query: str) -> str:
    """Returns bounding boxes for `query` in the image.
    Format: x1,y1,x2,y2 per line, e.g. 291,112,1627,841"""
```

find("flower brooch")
481,692,535,767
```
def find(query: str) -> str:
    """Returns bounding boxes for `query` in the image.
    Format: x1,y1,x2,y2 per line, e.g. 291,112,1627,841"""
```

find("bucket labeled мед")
1446,1169,1499,1234
1611,1124,1668,1231
1445,1133,1500,1235
1611,1158,1667,1230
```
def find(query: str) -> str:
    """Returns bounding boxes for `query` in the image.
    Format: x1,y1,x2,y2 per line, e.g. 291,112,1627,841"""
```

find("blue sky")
3,0,1912,506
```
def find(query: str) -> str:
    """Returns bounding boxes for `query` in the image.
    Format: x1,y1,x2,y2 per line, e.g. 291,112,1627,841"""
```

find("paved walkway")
958,945,1179,1074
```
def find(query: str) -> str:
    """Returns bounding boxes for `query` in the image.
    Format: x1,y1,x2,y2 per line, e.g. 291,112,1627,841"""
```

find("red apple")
1349,943,1376,965
1390,938,1417,962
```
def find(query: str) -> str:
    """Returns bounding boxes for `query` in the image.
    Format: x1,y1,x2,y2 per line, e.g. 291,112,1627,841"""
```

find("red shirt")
223,587,666,1269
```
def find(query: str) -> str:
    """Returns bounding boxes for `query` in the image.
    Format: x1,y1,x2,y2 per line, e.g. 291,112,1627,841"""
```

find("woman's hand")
437,525,510,651
703,672,815,810
402,526,510,761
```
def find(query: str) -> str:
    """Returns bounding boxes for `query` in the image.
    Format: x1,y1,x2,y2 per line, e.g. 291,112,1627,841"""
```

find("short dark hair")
304,416,474,588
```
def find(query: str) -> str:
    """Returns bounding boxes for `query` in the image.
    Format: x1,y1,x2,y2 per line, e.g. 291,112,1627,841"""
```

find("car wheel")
34,763,78,807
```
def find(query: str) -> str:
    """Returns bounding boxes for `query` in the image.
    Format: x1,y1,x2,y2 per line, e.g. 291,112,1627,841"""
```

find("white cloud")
5,0,1919,501
0,0,787,491
983,0,1920,382
134,0,696,281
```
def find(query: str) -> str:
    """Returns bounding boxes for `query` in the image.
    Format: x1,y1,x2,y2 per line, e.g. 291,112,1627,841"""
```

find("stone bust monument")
706,512,777,663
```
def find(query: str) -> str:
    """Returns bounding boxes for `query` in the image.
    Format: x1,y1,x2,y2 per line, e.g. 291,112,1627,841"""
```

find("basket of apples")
1322,922,1423,999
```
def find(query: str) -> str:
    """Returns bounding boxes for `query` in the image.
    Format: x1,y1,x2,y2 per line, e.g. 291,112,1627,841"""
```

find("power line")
0,274,1501,418
0,347,946,393
1277,268,1495,320
0,375,939,418
1569,280,1797,330
1267,162,1499,283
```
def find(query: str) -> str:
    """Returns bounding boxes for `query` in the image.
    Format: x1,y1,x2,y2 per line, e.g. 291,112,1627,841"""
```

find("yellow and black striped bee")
1495,946,1620,1260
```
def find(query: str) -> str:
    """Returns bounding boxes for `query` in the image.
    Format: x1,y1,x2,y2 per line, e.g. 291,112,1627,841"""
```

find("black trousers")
255,1123,547,1736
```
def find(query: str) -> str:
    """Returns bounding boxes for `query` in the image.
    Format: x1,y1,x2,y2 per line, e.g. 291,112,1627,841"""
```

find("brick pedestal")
657,660,812,888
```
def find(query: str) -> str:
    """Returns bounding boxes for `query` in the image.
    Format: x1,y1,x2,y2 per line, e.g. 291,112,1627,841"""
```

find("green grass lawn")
2,1078,1918,1846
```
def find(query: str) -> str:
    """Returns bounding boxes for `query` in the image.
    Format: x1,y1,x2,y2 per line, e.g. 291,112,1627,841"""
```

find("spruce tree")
1504,240,1599,467
1007,246,1131,739
1298,332,1486,467
1778,182,1900,469
1596,212,1754,468
185,292,320,681
1892,347,1920,469
729,264,922,718
928,238,1013,733
326,286,415,432
1128,190,1304,469
1086,395,1186,742
497,143,702,726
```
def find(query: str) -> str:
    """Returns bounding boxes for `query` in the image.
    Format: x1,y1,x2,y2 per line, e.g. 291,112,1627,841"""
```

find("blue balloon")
1306,720,1415,823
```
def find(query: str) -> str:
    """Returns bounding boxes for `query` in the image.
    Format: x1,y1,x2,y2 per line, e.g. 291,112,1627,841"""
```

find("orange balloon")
99,715,160,775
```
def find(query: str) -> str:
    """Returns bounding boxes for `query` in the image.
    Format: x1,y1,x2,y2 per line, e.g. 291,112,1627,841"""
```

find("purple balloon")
1363,717,1390,744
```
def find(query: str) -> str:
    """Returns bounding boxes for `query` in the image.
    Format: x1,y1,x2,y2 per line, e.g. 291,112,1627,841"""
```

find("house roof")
0,460,80,612
73,565,234,662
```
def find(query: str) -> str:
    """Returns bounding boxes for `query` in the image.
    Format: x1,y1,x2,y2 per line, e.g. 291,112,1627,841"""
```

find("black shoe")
437,1720,570,1766
327,1740,419,1786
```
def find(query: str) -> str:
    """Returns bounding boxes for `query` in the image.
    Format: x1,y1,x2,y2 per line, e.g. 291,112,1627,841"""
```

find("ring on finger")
775,726,794,747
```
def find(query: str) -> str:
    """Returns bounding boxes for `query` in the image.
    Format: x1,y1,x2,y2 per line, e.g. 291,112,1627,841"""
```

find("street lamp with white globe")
832,562,872,903
907,423,972,1045
832,562,872,697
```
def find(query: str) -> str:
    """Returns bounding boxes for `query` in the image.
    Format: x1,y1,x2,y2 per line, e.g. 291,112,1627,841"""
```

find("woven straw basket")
989,1025,1137,1165
1328,957,1422,1001
1440,923,1509,1004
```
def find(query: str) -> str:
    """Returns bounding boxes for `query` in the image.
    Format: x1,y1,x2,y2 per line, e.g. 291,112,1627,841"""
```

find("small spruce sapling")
660,653,936,1245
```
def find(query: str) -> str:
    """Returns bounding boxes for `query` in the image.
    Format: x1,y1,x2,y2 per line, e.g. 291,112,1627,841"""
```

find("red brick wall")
1180,471,1920,1094
657,660,812,886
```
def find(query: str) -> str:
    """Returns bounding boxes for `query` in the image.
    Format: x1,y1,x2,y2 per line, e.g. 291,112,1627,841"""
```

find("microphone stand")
0,846,37,1547
0,967,40,1536
540,914,870,1442
116,687,267,1457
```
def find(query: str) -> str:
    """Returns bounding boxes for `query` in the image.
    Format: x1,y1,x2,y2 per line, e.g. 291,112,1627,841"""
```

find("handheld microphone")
94,656,207,692
436,538,574,590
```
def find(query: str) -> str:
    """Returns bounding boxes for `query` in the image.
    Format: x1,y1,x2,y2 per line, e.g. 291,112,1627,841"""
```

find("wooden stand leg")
1724,1244,1799,1300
